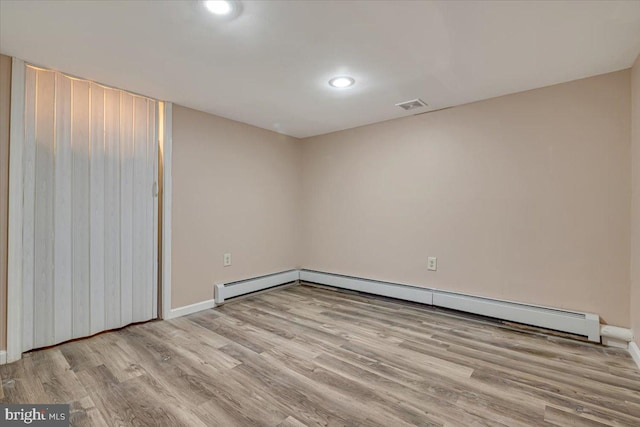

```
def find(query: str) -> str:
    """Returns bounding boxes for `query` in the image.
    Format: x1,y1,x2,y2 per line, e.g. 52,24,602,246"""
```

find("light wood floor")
1,284,639,426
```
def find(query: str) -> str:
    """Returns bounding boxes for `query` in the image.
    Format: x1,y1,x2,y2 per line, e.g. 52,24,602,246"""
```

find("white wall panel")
104,89,121,329
150,102,158,319
33,70,55,349
22,66,158,352
119,93,134,327
71,79,91,339
21,66,36,352
132,96,147,323
104,88,122,330
89,84,106,335
53,73,72,344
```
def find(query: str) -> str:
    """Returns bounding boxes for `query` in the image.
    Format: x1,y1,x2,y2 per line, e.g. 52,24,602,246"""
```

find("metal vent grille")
396,98,427,111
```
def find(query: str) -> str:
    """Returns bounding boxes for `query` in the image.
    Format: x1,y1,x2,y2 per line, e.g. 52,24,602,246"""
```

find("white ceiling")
2,1,640,138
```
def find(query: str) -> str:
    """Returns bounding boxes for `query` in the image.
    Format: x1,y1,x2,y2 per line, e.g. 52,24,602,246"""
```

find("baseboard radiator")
299,270,601,342
214,270,300,304
600,325,634,349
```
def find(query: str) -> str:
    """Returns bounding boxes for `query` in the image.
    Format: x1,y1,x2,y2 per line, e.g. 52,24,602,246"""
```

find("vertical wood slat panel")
132,97,148,323
104,88,121,329
22,66,158,351
71,80,91,339
33,70,55,349
21,67,37,352
120,93,134,326
144,101,153,320
150,101,158,319
90,84,106,335
53,73,73,344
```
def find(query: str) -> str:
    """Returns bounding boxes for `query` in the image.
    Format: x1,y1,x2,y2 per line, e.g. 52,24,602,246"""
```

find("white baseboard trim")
163,269,606,346
432,290,600,342
215,270,300,304
630,342,640,370
0,350,7,365
299,270,601,342
602,337,630,349
164,270,300,319
299,270,433,305
166,299,216,320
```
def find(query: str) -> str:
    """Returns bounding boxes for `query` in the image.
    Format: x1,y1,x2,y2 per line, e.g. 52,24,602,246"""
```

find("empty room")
1,0,640,426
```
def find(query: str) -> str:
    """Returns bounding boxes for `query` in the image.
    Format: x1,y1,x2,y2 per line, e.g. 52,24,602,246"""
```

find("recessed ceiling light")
205,0,232,15
329,76,355,88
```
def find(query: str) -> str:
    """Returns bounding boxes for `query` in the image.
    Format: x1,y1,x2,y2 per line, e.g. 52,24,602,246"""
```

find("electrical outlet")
223,253,232,267
428,257,437,271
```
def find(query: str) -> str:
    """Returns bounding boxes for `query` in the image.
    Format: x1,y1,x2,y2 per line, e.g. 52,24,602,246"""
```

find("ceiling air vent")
395,98,427,111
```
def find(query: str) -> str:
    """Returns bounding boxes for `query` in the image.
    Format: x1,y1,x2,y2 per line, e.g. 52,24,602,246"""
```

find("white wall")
631,54,640,345
171,105,302,309
301,70,632,327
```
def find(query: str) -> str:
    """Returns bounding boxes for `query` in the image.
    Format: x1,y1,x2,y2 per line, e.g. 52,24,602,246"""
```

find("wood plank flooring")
1,284,639,426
